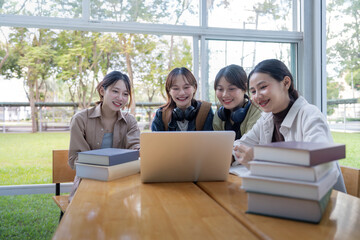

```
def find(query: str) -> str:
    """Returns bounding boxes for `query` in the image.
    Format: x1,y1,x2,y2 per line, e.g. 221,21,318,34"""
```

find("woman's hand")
233,144,254,169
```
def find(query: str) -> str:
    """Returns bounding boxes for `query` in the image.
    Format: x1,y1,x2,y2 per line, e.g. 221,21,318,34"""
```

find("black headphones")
172,101,199,121
217,96,251,124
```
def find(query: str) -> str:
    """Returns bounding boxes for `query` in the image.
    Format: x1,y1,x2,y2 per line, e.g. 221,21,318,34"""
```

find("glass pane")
0,0,82,18
326,0,360,169
206,40,294,102
90,0,199,26
0,26,193,184
208,0,298,31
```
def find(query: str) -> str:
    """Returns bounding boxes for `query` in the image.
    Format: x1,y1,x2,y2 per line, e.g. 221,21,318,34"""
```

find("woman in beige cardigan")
68,71,140,201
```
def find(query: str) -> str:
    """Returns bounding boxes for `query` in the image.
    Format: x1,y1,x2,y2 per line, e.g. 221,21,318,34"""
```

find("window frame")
0,0,326,111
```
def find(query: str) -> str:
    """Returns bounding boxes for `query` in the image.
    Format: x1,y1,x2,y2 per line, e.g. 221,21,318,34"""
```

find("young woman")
233,59,346,192
213,64,261,140
68,71,140,200
151,67,214,131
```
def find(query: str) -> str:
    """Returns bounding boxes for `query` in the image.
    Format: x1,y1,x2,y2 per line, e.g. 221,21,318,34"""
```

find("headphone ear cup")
172,108,185,121
230,101,251,123
184,105,197,121
217,106,227,121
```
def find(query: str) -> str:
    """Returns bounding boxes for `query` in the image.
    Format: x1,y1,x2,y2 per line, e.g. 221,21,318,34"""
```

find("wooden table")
53,174,360,240
52,174,258,240
197,174,360,240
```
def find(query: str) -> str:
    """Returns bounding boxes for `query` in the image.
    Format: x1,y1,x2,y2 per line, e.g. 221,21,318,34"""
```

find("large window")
1,1,328,125
0,0,304,102
3,0,341,186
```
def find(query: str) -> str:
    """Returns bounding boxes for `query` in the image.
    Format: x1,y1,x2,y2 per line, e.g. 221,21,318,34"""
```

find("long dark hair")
248,59,299,100
96,71,132,107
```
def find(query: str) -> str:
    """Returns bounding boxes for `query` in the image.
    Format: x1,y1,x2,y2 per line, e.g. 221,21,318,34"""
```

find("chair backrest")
340,165,360,198
52,150,76,183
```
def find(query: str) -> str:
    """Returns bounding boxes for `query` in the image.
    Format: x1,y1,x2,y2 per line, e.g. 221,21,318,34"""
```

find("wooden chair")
52,150,76,221
340,165,360,198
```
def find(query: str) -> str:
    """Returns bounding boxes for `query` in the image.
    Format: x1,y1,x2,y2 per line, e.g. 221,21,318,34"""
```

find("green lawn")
331,132,360,168
0,194,59,240
0,131,359,240
0,132,70,185
0,132,70,240
0,131,359,186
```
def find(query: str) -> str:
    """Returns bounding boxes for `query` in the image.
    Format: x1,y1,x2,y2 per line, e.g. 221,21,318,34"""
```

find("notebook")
140,131,235,183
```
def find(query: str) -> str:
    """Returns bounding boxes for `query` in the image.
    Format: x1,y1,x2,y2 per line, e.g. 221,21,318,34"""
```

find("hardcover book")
249,160,334,182
246,189,332,223
77,148,139,166
75,159,140,181
241,167,339,201
253,141,345,166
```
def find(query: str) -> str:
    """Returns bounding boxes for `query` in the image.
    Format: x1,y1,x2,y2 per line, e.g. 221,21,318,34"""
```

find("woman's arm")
68,114,91,169
242,104,262,135
233,116,263,167
301,106,333,143
212,111,224,131
202,108,214,130
151,109,165,131
300,106,347,193
125,115,141,150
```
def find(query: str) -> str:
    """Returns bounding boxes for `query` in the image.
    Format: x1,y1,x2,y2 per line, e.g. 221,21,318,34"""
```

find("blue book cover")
77,148,139,166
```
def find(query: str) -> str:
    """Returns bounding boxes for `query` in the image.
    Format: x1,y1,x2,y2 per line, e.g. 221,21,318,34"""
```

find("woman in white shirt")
233,59,346,192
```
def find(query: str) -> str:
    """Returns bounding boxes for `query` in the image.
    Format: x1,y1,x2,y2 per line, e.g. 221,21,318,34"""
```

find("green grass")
0,131,359,239
0,131,359,185
332,132,360,169
0,132,70,185
0,194,59,240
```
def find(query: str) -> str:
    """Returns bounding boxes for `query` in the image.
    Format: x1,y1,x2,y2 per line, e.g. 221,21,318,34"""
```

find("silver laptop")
140,131,235,183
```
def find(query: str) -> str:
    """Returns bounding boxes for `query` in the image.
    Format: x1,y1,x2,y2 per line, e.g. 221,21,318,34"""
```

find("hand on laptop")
233,144,253,169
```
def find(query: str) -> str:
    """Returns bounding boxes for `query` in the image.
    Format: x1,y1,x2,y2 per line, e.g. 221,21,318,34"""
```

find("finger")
236,144,248,152
237,155,245,164
234,151,242,158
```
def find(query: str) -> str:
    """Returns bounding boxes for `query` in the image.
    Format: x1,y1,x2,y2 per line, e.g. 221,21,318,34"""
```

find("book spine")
319,189,332,214
108,151,139,166
108,160,140,180
310,146,345,166
246,192,326,223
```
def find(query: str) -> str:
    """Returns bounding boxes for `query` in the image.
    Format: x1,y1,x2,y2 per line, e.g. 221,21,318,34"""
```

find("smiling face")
168,75,196,110
249,72,291,114
100,80,129,113
215,77,246,111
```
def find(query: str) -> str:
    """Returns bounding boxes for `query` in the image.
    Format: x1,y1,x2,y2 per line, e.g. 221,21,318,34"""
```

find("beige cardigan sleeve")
123,113,141,150
68,111,91,170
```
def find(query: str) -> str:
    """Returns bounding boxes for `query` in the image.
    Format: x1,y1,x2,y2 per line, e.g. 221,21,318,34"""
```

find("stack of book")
75,148,140,181
242,141,345,223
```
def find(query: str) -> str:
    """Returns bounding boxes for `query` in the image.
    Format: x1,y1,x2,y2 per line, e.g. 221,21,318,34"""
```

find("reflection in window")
207,0,297,31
